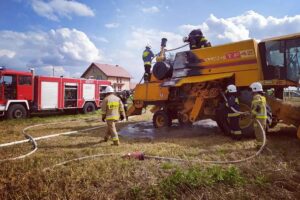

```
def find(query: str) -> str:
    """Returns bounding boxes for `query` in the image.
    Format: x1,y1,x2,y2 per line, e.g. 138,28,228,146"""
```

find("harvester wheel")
178,113,193,127
153,110,172,128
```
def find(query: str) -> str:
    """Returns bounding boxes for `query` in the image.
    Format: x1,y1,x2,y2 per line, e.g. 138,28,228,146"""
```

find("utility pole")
52,66,55,77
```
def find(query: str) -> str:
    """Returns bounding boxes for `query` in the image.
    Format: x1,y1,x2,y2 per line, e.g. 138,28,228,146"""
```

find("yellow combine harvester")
128,33,300,138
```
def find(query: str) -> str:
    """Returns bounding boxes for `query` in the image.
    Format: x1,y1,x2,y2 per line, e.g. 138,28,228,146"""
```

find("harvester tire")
7,104,28,119
178,113,193,127
153,110,172,128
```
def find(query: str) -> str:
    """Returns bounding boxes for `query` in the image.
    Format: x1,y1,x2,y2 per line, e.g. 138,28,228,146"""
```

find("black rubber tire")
153,110,172,128
7,104,28,119
238,90,255,138
83,102,96,114
178,114,193,127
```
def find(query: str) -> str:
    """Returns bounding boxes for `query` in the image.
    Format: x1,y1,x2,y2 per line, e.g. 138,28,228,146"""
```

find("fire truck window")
3,75,17,99
100,86,107,101
19,76,32,85
64,85,77,108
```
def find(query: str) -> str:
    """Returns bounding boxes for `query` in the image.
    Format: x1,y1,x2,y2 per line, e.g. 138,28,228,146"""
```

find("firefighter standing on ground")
184,29,211,50
101,86,125,146
250,82,267,147
225,84,242,139
142,44,155,82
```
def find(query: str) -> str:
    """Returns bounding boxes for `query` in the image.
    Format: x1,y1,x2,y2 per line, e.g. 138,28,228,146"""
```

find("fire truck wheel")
153,110,172,128
7,104,28,119
83,102,96,114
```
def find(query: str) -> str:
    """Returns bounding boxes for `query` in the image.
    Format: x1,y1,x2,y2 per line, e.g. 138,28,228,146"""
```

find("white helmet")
227,84,237,93
105,86,114,93
146,44,151,49
250,82,263,92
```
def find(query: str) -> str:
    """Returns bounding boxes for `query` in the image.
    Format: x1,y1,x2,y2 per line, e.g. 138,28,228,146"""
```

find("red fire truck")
0,67,110,119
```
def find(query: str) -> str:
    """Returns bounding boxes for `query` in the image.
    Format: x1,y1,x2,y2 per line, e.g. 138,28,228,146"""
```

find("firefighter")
142,44,155,82
225,84,242,139
184,29,211,50
101,86,125,146
250,82,267,148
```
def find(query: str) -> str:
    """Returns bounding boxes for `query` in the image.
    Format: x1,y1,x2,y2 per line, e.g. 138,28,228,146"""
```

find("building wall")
108,77,130,91
82,65,107,80
82,64,131,91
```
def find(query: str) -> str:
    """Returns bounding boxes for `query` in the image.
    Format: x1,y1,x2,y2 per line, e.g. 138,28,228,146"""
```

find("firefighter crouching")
225,84,242,140
101,86,126,146
184,29,211,50
250,82,267,148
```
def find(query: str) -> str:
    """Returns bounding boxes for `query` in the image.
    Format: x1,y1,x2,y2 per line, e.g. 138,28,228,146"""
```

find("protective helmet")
105,86,114,93
227,84,237,93
146,44,151,49
250,82,263,92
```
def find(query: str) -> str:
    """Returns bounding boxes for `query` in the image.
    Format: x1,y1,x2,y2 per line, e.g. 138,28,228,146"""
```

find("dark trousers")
144,64,151,81
228,115,242,139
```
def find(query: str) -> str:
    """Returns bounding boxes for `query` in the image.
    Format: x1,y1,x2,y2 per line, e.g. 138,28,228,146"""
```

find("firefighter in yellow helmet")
101,86,125,146
250,82,267,147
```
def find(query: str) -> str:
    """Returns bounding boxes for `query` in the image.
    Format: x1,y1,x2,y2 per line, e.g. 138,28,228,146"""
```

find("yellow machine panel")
134,82,169,101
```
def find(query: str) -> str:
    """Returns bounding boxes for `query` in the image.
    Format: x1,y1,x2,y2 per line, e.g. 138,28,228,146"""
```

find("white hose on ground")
0,117,103,162
44,119,266,170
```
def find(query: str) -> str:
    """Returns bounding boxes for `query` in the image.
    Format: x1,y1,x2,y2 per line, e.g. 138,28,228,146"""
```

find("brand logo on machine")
204,49,255,62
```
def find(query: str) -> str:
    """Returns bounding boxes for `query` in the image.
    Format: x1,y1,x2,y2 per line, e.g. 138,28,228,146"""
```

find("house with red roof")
81,63,132,91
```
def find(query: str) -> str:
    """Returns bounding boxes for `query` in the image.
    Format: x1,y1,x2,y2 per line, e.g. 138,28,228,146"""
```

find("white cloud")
0,28,103,75
179,10,300,45
31,0,94,21
142,6,160,14
0,49,16,58
91,36,109,43
105,23,120,28
41,65,68,77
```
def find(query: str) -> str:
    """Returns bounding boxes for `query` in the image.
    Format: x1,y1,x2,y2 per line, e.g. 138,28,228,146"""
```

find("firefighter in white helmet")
250,82,267,147
225,84,242,139
101,86,125,146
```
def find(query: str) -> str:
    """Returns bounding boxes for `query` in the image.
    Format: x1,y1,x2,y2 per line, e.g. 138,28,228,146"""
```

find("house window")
118,86,122,91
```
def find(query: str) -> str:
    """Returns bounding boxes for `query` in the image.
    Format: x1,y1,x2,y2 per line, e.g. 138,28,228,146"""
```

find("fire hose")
0,104,266,168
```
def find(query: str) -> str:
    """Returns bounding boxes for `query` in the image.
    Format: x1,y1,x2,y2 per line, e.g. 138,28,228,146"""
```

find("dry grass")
0,111,299,199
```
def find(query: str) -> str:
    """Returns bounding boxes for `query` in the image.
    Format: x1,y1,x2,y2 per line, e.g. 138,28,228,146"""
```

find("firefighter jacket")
142,48,154,65
251,94,267,119
226,95,240,117
101,94,125,121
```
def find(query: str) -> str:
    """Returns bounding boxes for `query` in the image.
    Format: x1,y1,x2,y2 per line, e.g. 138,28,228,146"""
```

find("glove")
102,115,106,122
120,114,125,121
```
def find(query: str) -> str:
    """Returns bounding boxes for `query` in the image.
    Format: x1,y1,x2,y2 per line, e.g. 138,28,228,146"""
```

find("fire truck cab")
0,67,110,119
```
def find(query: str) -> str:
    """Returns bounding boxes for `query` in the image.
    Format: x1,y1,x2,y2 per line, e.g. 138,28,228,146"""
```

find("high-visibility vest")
251,94,267,119
142,49,154,63
101,94,125,120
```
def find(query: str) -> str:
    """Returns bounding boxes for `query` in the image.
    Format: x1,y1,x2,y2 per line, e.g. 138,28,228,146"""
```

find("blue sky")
1,0,300,81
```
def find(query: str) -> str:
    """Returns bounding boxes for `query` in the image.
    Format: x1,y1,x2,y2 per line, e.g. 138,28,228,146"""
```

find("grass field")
0,111,299,199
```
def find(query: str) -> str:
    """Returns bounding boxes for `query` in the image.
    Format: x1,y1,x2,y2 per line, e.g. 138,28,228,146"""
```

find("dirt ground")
0,111,299,200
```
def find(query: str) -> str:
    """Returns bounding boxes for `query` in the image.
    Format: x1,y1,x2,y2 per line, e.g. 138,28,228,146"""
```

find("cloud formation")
105,23,120,28
141,6,160,14
179,10,300,44
0,28,102,76
31,0,94,21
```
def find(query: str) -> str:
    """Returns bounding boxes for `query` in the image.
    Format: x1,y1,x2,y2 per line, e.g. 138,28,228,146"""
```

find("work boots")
111,140,120,146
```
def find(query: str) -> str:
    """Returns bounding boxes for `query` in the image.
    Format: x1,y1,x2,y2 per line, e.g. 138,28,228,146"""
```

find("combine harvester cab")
128,33,300,138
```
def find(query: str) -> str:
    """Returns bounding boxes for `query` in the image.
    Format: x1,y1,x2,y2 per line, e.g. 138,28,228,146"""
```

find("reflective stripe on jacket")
251,94,267,119
142,48,154,63
101,94,125,120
